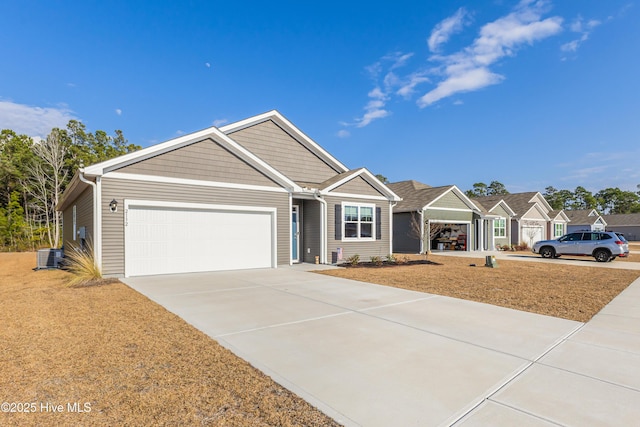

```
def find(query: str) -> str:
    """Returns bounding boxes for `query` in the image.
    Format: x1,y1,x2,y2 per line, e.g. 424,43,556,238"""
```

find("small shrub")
346,254,360,266
396,255,410,265
385,254,397,263
64,243,102,286
370,256,383,266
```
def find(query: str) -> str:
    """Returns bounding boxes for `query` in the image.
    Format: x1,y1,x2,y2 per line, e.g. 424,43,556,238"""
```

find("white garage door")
125,202,275,277
521,226,544,246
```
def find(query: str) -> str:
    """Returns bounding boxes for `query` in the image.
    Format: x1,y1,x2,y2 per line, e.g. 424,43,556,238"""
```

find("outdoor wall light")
109,199,118,213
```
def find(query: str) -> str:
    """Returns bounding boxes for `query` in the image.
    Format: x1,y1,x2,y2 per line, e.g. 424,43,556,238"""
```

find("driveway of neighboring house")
123,266,640,426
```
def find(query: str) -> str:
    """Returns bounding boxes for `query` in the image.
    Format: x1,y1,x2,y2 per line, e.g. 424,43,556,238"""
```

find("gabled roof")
474,192,553,219
388,180,479,213
565,209,605,225
471,197,517,217
220,110,349,174
81,123,300,192
549,210,571,222
316,168,401,201
603,213,640,226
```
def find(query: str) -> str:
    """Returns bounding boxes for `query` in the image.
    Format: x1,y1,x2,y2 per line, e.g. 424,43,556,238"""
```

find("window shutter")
335,205,342,240
376,207,382,240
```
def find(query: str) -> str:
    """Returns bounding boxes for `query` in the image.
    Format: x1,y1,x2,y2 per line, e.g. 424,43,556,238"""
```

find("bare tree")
522,220,542,248
409,212,446,257
27,129,68,248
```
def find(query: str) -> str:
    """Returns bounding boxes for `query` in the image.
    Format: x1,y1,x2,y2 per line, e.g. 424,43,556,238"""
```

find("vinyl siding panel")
326,196,391,261
430,191,469,210
228,120,341,184
116,139,279,187
609,226,639,241
393,212,420,253
62,186,93,250
523,208,546,220
101,177,289,277
424,208,473,222
332,176,383,197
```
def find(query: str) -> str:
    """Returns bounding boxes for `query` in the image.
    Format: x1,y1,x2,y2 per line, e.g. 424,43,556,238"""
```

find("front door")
292,205,300,263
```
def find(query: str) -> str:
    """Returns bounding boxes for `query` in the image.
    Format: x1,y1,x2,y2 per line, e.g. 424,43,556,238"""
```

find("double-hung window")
554,223,563,237
494,218,506,237
343,203,375,240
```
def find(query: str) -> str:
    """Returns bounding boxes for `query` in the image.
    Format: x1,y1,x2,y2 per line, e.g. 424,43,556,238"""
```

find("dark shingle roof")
387,180,455,213
603,213,640,226
474,192,540,219
565,209,602,225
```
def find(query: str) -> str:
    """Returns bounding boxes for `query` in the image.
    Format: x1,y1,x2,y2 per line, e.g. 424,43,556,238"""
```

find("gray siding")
325,196,391,261
607,226,639,241
332,176,383,197
62,186,93,250
430,191,470,210
101,177,289,277
299,199,322,263
491,205,510,247
117,139,279,187
424,208,473,222
393,212,420,253
228,120,341,184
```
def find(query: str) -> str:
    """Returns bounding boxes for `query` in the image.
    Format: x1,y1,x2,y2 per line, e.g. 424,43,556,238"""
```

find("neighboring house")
388,180,483,253
603,213,640,241
473,192,569,247
472,198,516,250
565,209,606,233
58,110,400,277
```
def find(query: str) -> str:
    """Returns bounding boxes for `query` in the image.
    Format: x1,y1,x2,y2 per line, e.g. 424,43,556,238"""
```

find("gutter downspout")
78,169,101,272
418,209,424,254
313,191,327,264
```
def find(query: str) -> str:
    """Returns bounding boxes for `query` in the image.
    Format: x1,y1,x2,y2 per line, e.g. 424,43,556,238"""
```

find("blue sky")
1,0,638,194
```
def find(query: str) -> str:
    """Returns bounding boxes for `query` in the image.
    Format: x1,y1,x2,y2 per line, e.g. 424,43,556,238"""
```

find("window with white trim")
343,203,375,240
554,223,563,237
494,218,506,237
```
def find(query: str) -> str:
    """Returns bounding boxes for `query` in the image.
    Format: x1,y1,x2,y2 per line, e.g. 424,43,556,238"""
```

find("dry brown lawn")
0,252,339,427
318,253,640,323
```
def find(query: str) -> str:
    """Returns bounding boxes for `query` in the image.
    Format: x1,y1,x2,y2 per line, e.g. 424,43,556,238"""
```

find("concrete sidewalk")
124,268,640,426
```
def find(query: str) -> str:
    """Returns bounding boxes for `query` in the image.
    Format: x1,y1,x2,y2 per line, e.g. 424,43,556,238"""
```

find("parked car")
532,231,630,262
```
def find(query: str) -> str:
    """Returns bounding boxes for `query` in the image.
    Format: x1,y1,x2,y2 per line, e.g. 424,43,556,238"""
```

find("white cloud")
419,0,563,107
428,8,470,52
205,62,211,68
336,129,350,138
212,118,228,127
0,100,78,138
115,108,122,116
561,15,600,54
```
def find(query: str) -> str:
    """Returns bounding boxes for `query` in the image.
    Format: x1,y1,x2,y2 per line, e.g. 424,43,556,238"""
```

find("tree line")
464,181,640,214
0,122,140,251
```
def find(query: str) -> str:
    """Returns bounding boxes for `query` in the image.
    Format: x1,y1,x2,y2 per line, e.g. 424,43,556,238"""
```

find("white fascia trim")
84,126,300,192
429,219,472,224
426,186,480,212
422,206,474,213
321,168,402,202
522,204,551,221
84,127,219,175
321,191,389,201
489,201,516,217
220,110,350,173
104,172,289,193
529,192,553,212
124,199,278,213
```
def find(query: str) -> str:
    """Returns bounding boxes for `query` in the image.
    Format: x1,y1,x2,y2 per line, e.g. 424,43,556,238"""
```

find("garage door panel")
125,205,274,277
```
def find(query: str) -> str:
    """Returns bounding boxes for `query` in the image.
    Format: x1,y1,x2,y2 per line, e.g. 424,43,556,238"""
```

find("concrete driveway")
123,267,640,426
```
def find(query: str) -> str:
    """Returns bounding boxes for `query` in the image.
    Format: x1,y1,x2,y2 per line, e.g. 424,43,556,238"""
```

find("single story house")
58,110,401,277
473,192,569,247
565,209,606,233
603,213,640,241
388,180,484,253
472,198,516,250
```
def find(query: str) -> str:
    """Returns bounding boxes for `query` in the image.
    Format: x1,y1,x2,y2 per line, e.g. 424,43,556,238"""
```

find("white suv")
532,231,630,262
